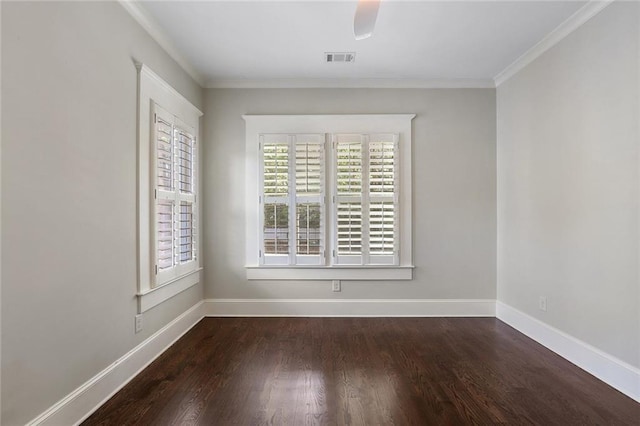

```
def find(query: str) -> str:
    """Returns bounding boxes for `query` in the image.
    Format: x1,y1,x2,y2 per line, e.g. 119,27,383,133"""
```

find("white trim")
246,266,413,281
138,64,203,121
496,301,640,403
26,301,204,426
494,1,614,86
203,298,496,317
207,78,495,89
0,2,3,421
24,299,639,424
137,268,202,313
118,1,205,87
137,64,203,311
244,114,415,280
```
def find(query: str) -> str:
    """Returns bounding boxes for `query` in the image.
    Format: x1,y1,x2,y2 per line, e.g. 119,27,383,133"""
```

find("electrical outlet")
332,280,341,292
135,314,143,333
539,296,547,312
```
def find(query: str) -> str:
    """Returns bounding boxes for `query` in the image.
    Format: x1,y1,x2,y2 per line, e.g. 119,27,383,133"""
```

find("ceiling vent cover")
325,52,356,63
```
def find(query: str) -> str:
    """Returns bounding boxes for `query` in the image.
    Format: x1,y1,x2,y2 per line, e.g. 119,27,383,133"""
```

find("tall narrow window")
152,103,198,286
137,64,203,312
333,134,398,266
260,134,325,265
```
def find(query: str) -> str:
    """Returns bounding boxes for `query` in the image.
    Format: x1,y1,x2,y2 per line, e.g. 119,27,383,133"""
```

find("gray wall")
1,2,204,424
203,88,496,300
497,1,639,368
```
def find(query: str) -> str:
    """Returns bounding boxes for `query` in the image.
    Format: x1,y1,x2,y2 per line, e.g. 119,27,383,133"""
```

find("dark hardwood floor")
83,318,639,425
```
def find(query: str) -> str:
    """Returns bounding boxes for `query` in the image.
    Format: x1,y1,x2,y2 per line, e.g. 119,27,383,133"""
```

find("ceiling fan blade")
354,0,380,40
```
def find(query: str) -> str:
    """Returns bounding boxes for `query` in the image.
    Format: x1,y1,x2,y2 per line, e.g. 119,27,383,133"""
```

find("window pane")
336,141,362,194
157,200,174,270
369,141,395,195
179,202,194,263
296,142,323,195
297,203,321,255
337,202,362,254
156,119,173,191
369,201,394,255
263,143,289,195
264,203,289,254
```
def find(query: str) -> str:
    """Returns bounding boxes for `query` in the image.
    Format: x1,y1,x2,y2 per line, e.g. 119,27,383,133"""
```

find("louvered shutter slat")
336,141,362,194
295,142,323,195
263,143,289,195
179,202,195,262
156,119,173,191
157,199,174,270
176,130,195,194
369,201,395,254
369,141,395,195
336,202,362,254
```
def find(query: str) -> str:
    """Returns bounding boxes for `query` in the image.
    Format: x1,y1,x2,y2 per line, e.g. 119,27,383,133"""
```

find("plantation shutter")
368,134,398,265
334,134,365,265
260,134,291,265
333,133,398,265
295,135,325,265
260,134,325,265
152,103,198,286
174,122,197,277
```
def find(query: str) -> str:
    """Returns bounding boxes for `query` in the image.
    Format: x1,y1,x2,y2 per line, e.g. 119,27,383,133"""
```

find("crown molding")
206,78,495,89
118,0,206,87
494,0,614,87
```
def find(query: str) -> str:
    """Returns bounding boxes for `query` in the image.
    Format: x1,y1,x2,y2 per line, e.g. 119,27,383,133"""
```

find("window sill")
246,266,414,281
137,268,202,313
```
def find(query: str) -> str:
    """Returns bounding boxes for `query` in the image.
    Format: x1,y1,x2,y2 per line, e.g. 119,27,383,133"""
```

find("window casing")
137,64,202,312
245,115,414,281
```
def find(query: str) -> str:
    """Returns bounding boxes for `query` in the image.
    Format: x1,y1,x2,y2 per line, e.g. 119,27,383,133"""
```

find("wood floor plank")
83,318,640,425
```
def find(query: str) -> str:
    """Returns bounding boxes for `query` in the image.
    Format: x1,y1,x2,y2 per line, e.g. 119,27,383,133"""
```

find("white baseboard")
26,298,637,426
27,301,204,426
203,298,496,317
496,301,640,402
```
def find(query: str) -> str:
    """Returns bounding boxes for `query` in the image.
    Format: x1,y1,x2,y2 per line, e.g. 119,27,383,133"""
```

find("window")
137,65,202,312
245,115,414,281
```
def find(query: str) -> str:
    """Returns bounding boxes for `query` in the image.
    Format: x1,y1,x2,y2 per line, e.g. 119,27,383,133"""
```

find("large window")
137,65,202,312
245,115,414,281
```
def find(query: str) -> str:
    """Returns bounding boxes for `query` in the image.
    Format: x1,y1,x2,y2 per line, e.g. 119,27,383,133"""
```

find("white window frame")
137,64,203,312
244,114,415,281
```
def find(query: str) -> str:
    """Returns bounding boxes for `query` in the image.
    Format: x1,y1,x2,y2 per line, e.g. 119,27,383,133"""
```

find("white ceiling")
137,1,587,87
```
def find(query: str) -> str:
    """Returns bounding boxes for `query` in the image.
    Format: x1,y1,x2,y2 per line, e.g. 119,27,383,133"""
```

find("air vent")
325,52,356,63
